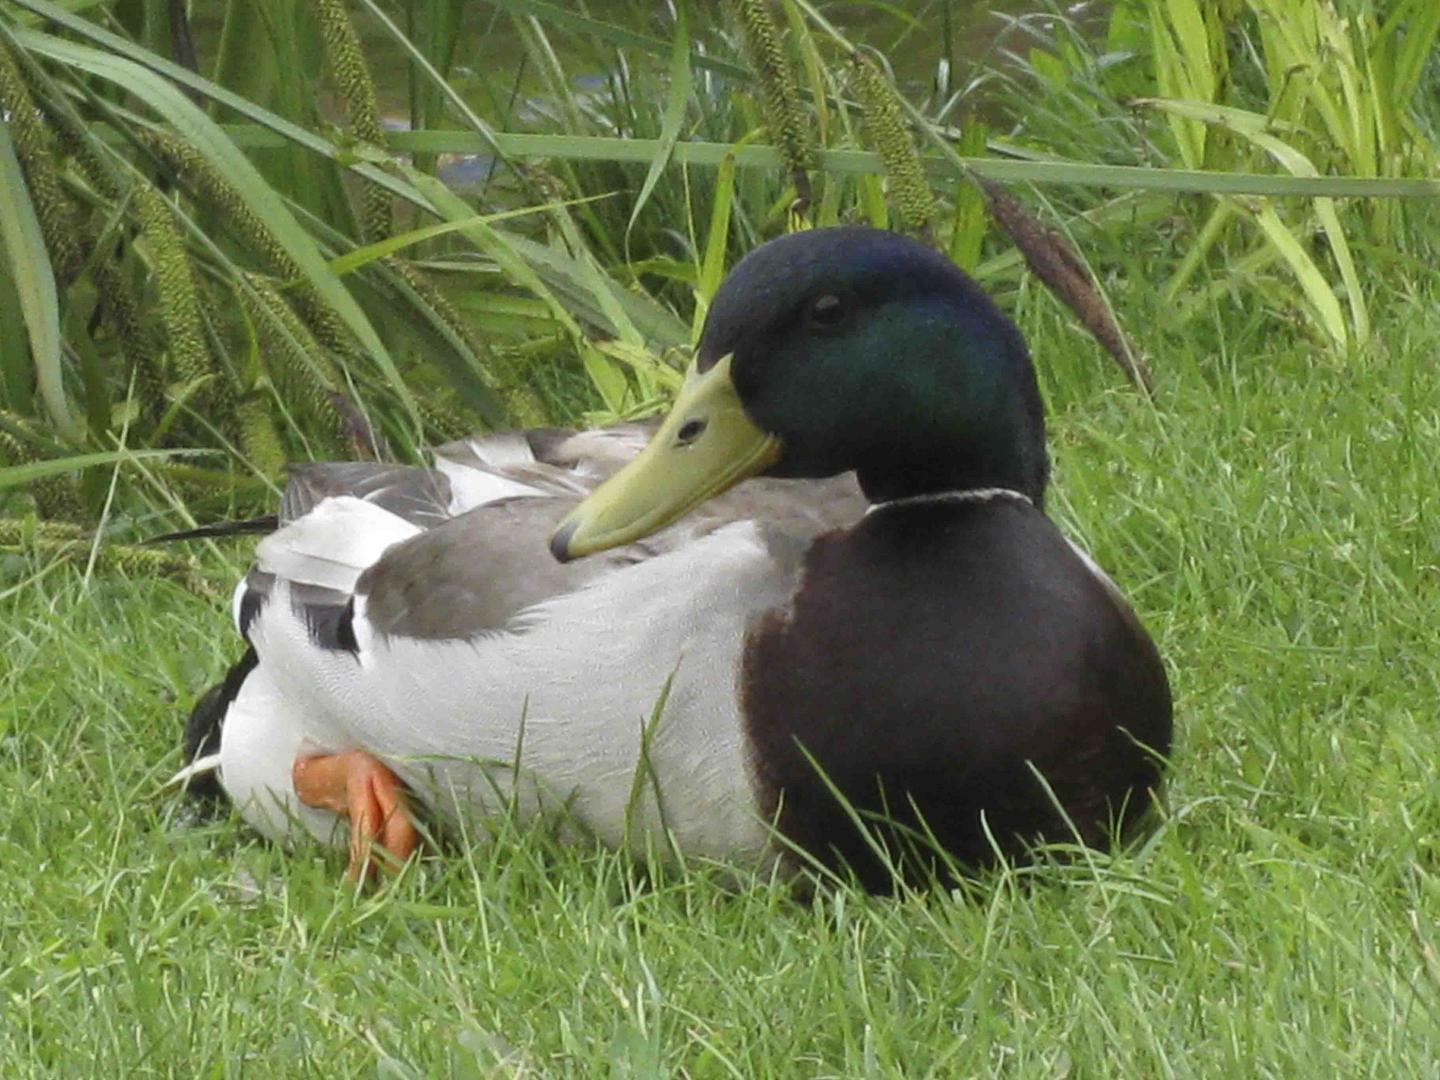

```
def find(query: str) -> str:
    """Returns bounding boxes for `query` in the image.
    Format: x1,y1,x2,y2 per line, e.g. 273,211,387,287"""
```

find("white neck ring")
864,487,1033,517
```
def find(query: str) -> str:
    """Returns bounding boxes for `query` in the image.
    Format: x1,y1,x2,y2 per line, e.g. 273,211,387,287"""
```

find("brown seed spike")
976,176,1154,395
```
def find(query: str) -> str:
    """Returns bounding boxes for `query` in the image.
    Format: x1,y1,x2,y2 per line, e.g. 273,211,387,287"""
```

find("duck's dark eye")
676,418,707,445
806,293,848,330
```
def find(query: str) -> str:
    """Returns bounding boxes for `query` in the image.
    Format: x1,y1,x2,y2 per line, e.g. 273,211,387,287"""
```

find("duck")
173,225,1172,891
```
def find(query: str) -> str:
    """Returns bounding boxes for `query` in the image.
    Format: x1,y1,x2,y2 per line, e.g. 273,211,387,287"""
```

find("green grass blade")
1137,97,1371,345
626,8,691,247
0,448,204,491
581,346,629,415
1146,3,1194,159
267,128,1440,200
782,0,833,146
408,171,583,339
551,211,648,404
693,148,738,339
1161,0,1214,98
403,168,687,348
281,198,508,427
1249,205,1347,349
502,232,690,348
353,0,513,171
948,121,989,273
1386,0,1440,101
325,195,611,277
1160,199,1233,308
549,207,643,347
1135,98,1312,173
589,339,683,394
0,116,78,441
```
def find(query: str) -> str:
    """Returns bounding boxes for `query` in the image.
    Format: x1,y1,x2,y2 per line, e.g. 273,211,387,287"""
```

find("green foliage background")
1,0,1436,534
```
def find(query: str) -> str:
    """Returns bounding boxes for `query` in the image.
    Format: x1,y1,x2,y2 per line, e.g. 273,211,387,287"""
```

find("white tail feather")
164,752,223,789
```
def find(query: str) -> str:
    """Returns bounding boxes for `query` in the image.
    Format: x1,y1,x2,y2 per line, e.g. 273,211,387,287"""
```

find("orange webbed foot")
293,751,418,882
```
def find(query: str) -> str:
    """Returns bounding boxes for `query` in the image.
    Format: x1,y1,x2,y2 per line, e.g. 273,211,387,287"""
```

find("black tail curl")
178,647,257,806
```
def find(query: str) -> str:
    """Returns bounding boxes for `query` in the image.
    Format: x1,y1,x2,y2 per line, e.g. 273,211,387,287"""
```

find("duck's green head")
551,226,1048,562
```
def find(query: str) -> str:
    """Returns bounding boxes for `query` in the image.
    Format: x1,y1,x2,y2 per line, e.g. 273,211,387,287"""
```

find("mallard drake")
174,226,1172,890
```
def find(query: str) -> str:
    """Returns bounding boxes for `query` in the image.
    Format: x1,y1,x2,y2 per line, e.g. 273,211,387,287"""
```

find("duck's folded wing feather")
280,462,452,527
237,497,426,651
356,496,636,640
354,472,868,642
432,423,655,509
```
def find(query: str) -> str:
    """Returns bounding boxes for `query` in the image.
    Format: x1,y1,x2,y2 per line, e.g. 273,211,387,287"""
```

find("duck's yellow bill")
550,354,781,562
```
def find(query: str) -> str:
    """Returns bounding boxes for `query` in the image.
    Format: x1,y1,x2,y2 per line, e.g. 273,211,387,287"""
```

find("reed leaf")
325,196,612,278
217,126,1440,199
0,114,76,440
8,3,434,213
1139,97,1370,345
626,8,691,246
1249,204,1348,348
694,149,739,337
475,0,748,79
353,0,518,184
0,448,205,491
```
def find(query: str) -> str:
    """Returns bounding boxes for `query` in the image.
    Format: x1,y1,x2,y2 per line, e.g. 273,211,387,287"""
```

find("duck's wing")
352,471,868,642
428,423,655,511
270,421,657,529
230,428,644,649
278,461,451,528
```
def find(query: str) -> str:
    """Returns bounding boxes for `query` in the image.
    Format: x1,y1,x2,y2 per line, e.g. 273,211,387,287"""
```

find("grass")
3,267,1439,1074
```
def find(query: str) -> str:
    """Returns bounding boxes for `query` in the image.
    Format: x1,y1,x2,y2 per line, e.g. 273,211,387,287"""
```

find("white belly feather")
218,521,791,870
